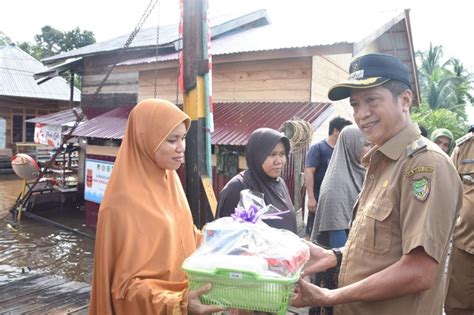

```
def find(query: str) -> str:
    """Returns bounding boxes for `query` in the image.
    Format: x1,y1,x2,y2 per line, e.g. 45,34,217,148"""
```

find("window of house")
0,117,6,149
12,114,23,143
25,116,35,142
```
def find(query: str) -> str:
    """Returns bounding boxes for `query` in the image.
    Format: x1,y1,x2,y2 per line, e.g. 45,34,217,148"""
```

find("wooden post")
182,0,210,227
69,72,74,109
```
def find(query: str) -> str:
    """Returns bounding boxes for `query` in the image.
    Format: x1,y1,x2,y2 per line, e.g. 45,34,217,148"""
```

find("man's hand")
291,278,333,308
188,284,226,314
307,196,317,213
302,240,337,276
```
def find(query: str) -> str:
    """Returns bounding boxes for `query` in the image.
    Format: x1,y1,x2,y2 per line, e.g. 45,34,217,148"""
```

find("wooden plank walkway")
0,272,90,314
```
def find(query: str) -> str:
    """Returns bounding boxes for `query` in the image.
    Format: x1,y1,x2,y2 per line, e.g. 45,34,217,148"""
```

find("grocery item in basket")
183,254,269,274
184,190,309,278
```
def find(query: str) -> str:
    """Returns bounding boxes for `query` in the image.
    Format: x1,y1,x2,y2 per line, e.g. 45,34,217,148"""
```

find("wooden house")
0,44,80,156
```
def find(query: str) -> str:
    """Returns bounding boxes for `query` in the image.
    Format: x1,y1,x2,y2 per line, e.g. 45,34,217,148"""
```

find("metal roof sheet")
72,102,333,144
118,10,407,67
42,10,269,64
212,102,333,145
72,106,134,139
26,108,86,126
34,57,83,84
46,8,406,68
0,44,81,101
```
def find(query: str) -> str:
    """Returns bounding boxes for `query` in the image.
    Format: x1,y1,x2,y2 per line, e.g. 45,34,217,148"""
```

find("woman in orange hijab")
88,99,223,314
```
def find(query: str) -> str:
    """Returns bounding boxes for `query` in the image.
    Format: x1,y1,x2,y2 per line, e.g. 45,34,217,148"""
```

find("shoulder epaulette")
455,132,473,146
407,137,428,158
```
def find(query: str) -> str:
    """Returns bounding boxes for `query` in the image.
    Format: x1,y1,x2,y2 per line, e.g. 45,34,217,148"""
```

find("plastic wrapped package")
182,190,309,314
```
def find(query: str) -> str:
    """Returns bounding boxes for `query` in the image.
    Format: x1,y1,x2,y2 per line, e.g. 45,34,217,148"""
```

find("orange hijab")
89,99,199,315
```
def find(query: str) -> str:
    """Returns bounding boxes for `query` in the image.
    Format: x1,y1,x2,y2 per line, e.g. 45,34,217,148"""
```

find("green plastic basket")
183,267,298,315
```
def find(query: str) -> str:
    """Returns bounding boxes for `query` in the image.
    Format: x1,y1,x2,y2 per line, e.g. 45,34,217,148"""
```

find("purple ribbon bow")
231,204,290,223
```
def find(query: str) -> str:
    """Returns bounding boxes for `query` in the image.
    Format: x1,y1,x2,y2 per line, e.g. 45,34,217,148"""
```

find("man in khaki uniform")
291,53,463,314
445,126,474,315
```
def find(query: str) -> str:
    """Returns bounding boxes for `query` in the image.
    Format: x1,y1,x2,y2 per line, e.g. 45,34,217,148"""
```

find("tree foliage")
17,26,96,60
411,104,466,140
416,44,473,115
0,32,13,46
415,43,473,137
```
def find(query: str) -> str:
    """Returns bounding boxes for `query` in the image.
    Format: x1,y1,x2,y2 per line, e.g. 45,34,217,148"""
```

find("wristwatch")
331,247,343,266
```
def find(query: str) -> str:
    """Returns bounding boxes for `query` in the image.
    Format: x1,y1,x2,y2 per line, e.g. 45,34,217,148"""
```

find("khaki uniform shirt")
451,132,474,253
335,124,463,315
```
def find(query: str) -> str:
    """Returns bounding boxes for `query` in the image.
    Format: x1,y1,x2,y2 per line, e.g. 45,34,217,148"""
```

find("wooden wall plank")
138,57,312,102
86,145,120,157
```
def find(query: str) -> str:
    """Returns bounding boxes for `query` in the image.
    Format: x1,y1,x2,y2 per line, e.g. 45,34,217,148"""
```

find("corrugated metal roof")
0,44,81,101
42,23,178,64
34,57,83,84
72,102,333,144
46,8,405,68
42,10,269,64
72,106,134,139
118,10,406,67
26,108,86,126
212,102,332,145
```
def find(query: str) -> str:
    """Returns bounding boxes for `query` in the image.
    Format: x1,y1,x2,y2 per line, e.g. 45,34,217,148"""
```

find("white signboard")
84,159,114,204
34,123,62,147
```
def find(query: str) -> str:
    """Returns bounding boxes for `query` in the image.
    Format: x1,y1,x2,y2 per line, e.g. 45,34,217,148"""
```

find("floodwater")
0,174,95,286
0,174,22,217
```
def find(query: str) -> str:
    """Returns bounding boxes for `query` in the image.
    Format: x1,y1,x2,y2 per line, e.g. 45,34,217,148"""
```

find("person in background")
308,125,369,315
431,128,455,154
311,125,369,247
304,117,352,238
88,99,224,315
445,124,474,315
292,53,463,315
216,128,297,233
419,125,428,137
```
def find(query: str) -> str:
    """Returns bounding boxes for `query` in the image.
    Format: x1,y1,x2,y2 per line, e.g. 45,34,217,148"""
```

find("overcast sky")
2,0,473,121
1,0,471,68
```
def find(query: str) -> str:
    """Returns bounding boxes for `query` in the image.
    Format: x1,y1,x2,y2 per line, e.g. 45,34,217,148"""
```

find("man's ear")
400,89,413,113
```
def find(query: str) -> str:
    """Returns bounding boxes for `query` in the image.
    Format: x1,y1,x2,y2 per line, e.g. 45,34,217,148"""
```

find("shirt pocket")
361,200,394,254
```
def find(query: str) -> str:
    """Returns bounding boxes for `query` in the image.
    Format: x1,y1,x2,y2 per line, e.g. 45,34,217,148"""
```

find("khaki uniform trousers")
445,246,474,315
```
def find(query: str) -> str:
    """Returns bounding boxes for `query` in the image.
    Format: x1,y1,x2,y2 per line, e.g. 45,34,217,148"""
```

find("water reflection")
0,174,22,215
0,216,94,285
0,174,95,286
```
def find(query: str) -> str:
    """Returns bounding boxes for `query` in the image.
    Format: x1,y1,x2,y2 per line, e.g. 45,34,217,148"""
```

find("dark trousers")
306,212,315,236
309,231,347,315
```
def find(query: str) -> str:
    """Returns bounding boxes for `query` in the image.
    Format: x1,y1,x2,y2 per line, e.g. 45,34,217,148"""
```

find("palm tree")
416,44,473,115
448,58,473,106
417,43,447,77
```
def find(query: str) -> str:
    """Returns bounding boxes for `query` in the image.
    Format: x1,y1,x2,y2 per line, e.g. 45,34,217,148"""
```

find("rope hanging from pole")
282,119,313,152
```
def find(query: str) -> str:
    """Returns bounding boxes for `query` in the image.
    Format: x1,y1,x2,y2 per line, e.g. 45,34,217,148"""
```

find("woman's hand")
302,240,337,276
188,283,226,314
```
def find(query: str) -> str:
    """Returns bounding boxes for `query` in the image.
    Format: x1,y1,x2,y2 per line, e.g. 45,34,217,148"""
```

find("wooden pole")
182,0,210,227
69,72,74,109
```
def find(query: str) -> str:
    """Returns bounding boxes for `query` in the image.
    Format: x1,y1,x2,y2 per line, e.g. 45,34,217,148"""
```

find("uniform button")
369,174,375,180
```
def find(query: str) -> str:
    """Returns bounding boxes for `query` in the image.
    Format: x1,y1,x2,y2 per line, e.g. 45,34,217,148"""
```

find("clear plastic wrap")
183,189,309,279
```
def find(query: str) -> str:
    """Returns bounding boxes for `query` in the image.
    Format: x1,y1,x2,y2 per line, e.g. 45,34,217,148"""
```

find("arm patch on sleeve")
411,177,431,201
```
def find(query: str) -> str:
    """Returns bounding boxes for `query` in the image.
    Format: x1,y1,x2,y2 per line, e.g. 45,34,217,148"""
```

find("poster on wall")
84,159,114,204
34,123,62,147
